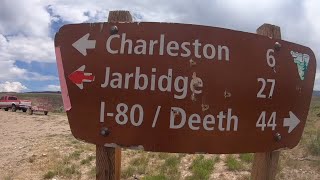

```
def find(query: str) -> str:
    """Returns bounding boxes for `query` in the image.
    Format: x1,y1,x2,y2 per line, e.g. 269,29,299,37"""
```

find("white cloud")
26,72,57,81
0,0,56,86
314,73,320,91
0,60,26,80
47,0,320,70
45,0,320,47
0,81,27,92
47,3,96,23
0,0,51,37
46,84,61,91
0,34,55,63
0,59,57,81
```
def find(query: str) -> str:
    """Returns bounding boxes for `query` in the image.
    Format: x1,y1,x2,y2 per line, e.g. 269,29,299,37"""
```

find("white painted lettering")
124,73,134,89
100,101,105,123
174,76,188,99
120,33,132,54
217,111,226,131
110,73,122,88
151,68,156,91
188,114,201,130
100,67,209,100
159,34,165,55
149,40,158,55
218,45,230,61
134,67,148,90
181,42,191,57
226,108,238,131
106,34,120,54
134,39,147,55
167,41,179,56
168,107,238,131
105,34,230,61
170,107,186,129
203,44,216,59
193,39,202,58
158,69,172,92
203,114,215,130
101,67,110,88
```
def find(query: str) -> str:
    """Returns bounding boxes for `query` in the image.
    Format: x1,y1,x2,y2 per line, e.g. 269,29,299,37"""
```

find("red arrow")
68,65,95,89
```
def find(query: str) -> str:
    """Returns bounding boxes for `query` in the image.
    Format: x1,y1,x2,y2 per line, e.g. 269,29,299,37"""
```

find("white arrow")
283,111,300,133
72,33,96,56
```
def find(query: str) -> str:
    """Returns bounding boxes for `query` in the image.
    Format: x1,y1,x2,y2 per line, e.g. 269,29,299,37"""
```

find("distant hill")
26,91,61,94
0,92,63,112
0,91,61,94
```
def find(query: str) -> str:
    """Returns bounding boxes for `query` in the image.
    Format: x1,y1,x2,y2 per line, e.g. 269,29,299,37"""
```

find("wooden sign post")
251,23,282,180
96,10,133,180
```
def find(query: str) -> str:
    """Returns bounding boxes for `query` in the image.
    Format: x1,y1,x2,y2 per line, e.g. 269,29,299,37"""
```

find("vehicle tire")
44,111,48,115
4,108,9,111
27,108,33,115
11,104,17,112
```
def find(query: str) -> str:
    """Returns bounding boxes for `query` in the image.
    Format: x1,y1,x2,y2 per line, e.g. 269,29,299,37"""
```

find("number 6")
266,49,275,67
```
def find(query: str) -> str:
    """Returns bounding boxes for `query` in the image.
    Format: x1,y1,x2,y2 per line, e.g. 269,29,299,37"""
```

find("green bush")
239,153,254,163
186,155,215,180
225,155,244,171
160,155,181,180
308,131,320,156
43,171,56,179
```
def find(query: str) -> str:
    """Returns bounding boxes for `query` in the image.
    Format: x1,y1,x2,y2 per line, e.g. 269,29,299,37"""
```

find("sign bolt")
100,127,110,137
274,42,281,51
274,133,281,141
110,26,118,35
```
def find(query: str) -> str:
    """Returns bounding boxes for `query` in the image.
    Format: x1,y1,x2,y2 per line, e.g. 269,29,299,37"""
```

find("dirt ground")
0,110,319,180
0,110,71,179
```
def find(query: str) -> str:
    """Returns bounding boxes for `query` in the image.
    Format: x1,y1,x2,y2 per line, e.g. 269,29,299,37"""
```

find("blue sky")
0,0,320,92
10,18,64,91
14,61,59,90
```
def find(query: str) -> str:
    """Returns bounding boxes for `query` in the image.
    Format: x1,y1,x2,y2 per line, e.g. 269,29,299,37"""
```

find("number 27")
257,78,275,98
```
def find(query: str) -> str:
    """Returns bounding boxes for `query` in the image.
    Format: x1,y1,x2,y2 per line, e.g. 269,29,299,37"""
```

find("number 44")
256,112,276,131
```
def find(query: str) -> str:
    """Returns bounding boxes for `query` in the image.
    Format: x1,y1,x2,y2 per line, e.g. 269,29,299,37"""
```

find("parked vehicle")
0,95,31,112
27,105,48,115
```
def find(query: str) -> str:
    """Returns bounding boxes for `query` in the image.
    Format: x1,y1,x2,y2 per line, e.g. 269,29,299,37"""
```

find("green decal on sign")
291,51,310,80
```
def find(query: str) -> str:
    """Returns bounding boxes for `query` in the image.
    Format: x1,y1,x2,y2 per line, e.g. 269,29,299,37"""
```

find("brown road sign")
54,22,316,154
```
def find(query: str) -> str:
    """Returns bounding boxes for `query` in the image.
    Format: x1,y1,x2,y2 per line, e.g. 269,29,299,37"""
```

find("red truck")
0,95,31,112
